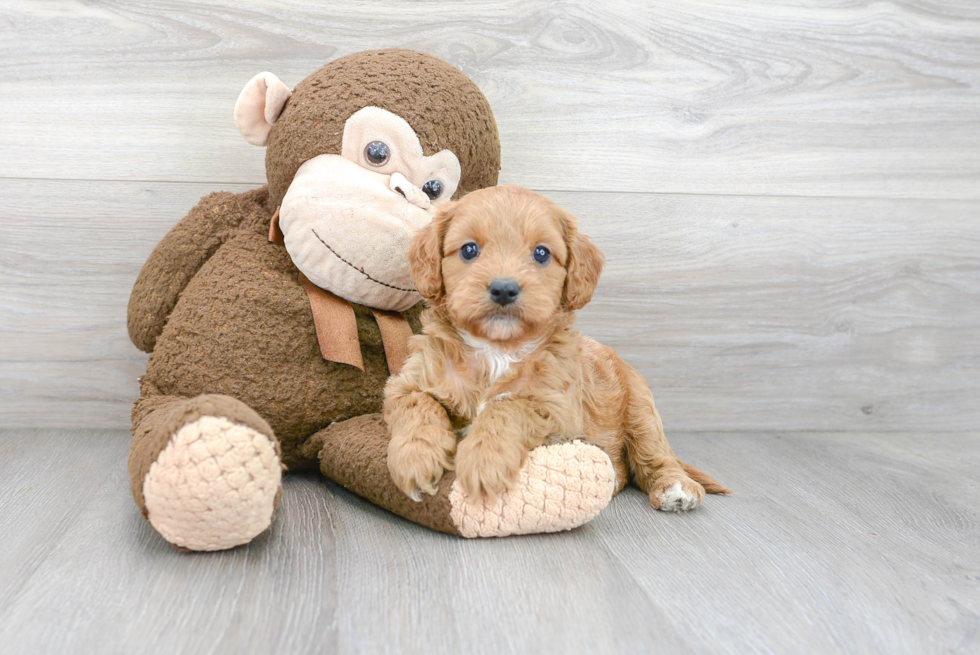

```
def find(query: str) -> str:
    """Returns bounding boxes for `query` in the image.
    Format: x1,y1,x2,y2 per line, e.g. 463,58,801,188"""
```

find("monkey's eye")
364,141,390,166
533,245,551,264
460,242,480,262
422,180,443,200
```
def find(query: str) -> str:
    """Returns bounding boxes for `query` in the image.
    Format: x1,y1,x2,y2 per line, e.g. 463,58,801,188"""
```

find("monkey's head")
234,49,501,311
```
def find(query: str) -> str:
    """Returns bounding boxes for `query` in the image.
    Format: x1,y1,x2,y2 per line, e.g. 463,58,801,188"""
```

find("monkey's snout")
389,173,430,210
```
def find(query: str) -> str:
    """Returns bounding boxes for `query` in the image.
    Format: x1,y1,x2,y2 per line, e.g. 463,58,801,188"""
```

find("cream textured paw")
449,441,616,538
143,416,282,551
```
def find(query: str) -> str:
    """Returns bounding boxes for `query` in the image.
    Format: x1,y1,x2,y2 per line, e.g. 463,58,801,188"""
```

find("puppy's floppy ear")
409,202,456,300
559,208,605,311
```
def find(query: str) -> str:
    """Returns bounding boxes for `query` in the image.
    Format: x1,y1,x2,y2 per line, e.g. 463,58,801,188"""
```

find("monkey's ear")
560,209,605,311
409,203,456,301
234,72,292,146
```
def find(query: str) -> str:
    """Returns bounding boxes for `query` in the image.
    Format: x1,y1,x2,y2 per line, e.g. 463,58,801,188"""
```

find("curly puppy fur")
384,185,729,508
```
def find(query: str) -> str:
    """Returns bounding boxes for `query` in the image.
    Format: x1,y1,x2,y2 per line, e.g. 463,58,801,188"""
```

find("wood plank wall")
1,0,978,432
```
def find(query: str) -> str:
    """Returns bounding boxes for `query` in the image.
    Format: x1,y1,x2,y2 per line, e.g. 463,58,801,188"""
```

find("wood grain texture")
567,190,980,432
0,431,339,655
1,0,978,198
2,178,977,431
2,2,978,653
596,430,980,655
0,429,977,654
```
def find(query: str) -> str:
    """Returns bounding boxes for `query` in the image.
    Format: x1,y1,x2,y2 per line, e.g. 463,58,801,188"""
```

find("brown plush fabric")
127,50,496,542
139,208,423,463
128,187,272,353
308,414,458,535
128,393,279,517
265,49,500,208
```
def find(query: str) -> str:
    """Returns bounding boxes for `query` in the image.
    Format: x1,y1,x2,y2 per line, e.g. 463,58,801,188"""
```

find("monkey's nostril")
488,278,520,306
393,186,407,199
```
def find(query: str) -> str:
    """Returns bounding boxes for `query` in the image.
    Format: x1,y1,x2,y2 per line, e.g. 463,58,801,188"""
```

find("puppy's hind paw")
651,479,705,512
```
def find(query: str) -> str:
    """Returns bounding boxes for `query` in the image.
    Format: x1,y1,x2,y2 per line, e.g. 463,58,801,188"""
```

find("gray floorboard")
0,429,976,655
2,2,979,652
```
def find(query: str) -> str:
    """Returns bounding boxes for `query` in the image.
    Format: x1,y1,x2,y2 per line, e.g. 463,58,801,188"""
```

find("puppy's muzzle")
489,278,521,306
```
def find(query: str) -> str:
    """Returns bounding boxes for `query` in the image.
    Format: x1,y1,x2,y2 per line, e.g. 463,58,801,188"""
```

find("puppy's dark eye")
460,242,480,262
364,141,390,166
422,180,443,200
533,245,551,264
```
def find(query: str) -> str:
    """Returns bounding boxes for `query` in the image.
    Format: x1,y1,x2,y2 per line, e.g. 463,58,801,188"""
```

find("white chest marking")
460,331,540,385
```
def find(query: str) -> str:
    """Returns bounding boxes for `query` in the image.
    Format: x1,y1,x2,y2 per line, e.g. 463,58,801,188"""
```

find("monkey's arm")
127,188,270,352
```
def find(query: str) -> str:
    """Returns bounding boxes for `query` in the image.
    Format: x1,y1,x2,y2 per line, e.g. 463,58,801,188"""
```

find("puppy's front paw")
455,434,526,500
387,427,456,502
650,477,705,512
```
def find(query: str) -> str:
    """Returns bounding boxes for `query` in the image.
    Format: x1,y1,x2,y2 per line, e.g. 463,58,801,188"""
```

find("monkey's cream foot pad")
142,416,282,551
448,441,616,538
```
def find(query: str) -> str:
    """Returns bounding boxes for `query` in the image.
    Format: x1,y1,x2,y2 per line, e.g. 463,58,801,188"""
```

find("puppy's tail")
681,461,731,495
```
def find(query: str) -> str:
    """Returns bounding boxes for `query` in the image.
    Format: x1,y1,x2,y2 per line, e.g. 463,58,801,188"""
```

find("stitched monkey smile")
310,228,416,293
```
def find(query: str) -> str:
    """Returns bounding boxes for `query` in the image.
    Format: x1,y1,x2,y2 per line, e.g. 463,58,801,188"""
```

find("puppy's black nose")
488,278,521,306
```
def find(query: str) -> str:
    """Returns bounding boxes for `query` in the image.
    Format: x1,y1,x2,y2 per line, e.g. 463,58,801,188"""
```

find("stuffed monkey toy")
127,50,617,550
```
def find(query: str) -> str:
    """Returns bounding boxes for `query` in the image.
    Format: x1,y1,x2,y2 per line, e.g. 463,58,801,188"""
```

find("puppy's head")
408,185,604,344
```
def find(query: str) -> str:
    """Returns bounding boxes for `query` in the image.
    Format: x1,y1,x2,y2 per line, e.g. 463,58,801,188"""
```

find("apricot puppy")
385,185,729,510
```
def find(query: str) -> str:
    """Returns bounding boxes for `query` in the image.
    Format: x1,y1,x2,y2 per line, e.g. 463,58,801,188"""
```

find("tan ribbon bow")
270,208,413,375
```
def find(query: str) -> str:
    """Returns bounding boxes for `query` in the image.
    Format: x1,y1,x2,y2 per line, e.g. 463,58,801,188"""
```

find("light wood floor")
1,429,977,654
2,1,979,653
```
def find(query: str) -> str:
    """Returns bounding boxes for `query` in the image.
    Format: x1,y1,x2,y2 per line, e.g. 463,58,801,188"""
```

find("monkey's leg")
306,414,617,538
130,393,283,551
